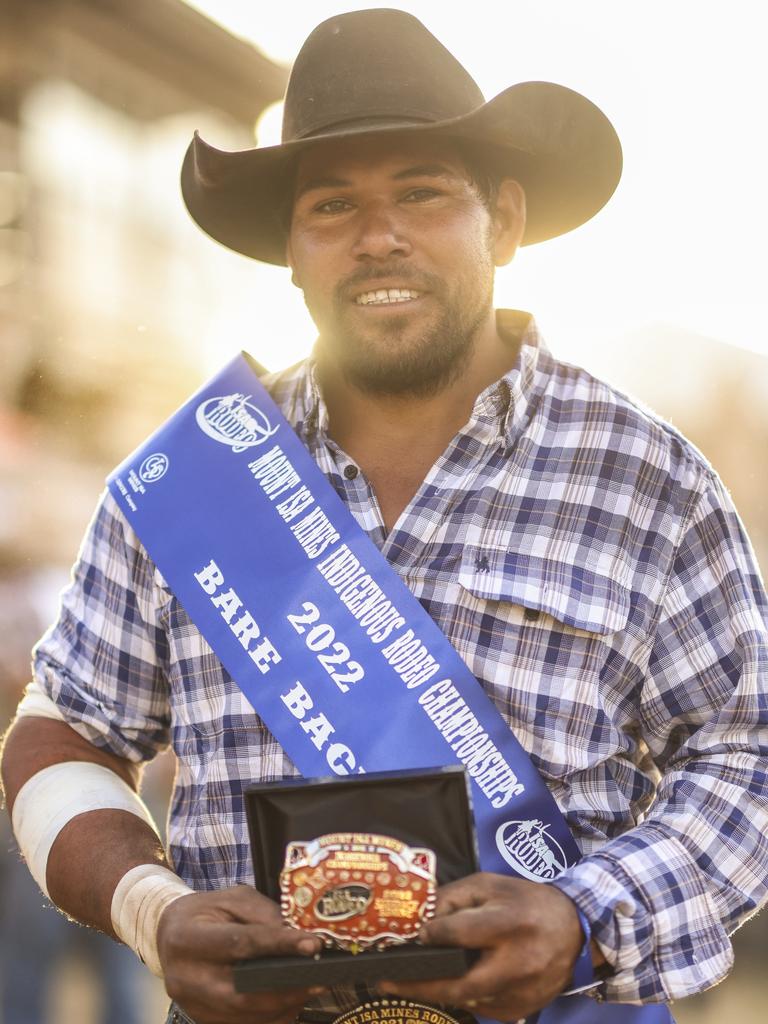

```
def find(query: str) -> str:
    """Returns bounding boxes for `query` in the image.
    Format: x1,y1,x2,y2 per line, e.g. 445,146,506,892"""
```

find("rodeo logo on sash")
196,392,278,452
495,819,568,882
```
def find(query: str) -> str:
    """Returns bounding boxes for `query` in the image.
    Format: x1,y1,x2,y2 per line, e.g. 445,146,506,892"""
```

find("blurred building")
0,0,287,566
1,4,286,1020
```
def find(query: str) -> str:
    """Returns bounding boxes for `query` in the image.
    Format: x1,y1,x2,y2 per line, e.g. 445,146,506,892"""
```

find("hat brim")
181,81,622,266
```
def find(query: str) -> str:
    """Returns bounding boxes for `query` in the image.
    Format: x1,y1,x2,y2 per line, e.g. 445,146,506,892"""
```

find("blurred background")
0,0,765,1021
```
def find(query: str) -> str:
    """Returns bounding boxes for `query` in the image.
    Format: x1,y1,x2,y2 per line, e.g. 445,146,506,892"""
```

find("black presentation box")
234,766,479,992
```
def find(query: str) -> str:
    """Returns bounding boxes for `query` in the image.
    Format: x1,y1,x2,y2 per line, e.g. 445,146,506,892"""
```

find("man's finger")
381,942,535,1003
190,886,288,926
228,987,324,1019
166,920,322,963
421,905,512,948
169,969,316,1024
430,874,489,917
379,974,507,1013
429,874,531,920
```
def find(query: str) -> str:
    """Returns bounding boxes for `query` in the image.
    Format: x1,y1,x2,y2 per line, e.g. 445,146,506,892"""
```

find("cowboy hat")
181,8,622,265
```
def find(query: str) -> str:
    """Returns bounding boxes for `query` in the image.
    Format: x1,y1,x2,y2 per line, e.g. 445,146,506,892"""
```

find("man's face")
286,135,503,397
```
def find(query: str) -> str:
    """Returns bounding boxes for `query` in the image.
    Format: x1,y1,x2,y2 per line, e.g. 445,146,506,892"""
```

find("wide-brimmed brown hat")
181,8,622,266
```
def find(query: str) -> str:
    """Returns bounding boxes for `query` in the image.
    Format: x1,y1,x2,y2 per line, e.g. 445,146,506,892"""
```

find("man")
3,10,768,1024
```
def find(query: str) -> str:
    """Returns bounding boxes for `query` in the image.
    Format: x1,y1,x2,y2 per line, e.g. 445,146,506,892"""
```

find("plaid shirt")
33,311,768,1006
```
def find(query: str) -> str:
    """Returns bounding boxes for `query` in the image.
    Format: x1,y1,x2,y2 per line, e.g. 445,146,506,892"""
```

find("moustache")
334,264,442,304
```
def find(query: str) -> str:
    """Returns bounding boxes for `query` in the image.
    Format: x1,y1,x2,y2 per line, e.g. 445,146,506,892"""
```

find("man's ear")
285,239,301,288
492,179,526,267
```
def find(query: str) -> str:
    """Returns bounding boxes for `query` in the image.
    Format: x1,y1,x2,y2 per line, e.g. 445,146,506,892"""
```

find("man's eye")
404,188,440,202
315,198,351,214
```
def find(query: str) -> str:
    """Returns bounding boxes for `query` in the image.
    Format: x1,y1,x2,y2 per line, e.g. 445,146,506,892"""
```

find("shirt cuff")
551,832,734,1003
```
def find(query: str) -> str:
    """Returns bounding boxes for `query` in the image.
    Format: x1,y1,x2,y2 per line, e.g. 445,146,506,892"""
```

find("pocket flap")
459,547,630,635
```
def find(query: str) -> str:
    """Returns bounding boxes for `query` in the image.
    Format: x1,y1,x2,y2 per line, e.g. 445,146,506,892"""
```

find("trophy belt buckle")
324,1000,467,1024
280,832,437,954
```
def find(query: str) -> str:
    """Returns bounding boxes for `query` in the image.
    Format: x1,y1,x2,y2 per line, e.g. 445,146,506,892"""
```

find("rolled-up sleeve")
553,472,768,1003
32,489,171,762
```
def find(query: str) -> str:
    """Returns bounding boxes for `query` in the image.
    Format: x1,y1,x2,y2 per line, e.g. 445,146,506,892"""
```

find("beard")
309,261,494,398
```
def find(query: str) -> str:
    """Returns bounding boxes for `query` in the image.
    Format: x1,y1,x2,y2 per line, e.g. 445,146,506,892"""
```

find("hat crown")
281,9,485,142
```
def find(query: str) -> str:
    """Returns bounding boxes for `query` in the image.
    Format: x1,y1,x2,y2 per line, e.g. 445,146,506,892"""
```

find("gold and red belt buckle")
280,832,437,954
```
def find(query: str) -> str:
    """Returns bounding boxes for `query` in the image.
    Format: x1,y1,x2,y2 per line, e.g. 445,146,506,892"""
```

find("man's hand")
158,885,324,1024
379,873,583,1022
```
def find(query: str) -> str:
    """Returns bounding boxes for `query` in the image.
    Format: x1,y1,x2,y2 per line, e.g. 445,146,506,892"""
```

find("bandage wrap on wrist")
111,864,194,976
11,760,161,896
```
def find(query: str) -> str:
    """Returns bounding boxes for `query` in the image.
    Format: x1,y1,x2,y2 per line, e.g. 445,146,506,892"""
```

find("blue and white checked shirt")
33,311,768,1005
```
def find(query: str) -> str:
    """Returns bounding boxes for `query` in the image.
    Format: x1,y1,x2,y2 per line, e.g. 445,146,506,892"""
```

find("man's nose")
350,203,412,261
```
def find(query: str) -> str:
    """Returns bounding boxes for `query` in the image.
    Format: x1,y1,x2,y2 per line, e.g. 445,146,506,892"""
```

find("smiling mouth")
354,287,422,306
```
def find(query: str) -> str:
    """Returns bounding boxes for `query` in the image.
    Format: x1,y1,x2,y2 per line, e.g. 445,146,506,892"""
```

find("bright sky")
182,0,767,370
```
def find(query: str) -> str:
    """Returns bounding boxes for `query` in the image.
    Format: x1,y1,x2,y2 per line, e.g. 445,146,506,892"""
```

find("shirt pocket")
455,546,632,778
458,547,630,636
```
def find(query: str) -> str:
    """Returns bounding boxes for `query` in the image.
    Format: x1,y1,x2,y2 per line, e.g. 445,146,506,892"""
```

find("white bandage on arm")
11,760,160,896
12,688,194,974
11,752,194,976
111,864,194,976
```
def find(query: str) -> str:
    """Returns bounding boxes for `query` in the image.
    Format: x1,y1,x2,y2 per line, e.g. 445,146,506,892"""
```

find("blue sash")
107,354,671,1024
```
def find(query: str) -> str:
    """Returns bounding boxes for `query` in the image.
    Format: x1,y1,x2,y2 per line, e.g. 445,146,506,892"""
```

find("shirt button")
343,464,359,480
